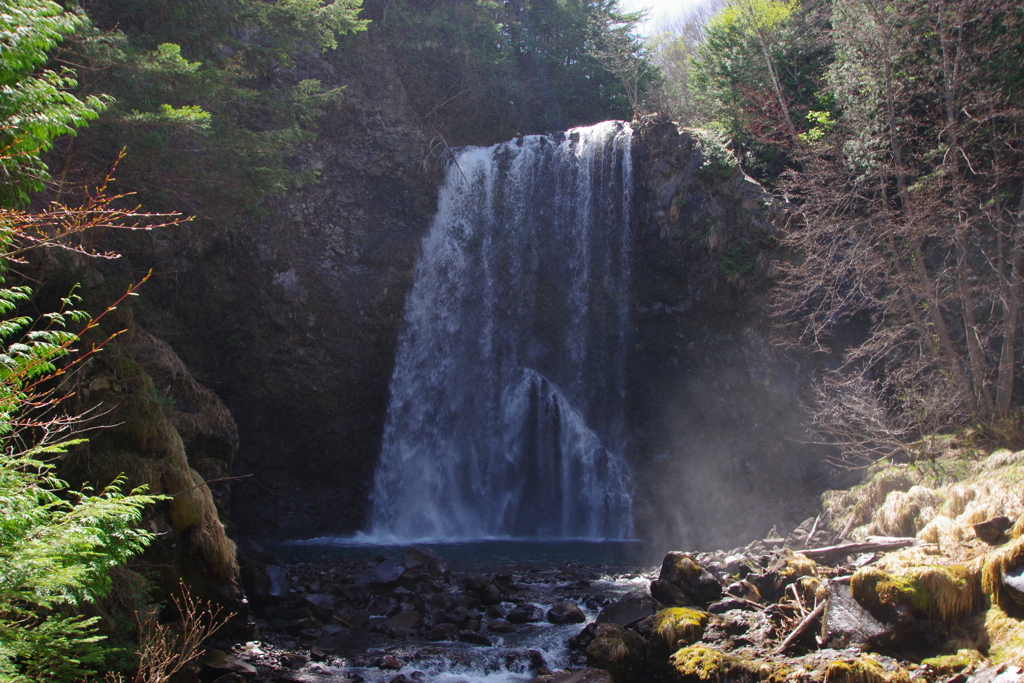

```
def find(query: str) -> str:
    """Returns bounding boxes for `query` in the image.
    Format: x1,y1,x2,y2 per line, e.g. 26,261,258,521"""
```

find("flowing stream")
370,121,637,542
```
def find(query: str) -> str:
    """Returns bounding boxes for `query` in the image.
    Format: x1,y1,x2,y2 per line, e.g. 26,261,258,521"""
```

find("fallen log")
774,597,828,654
800,537,917,563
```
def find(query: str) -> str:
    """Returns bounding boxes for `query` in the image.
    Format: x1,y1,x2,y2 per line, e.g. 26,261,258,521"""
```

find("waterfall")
369,121,635,541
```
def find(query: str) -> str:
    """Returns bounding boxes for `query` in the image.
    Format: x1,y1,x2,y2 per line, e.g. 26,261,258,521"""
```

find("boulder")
383,611,421,631
507,603,545,624
658,552,723,605
547,601,587,625
356,557,406,585
595,590,660,627
649,579,693,607
265,566,289,599
459,631,493,646
585,623,646,683
402,547,449,578
1002,564,1024,607
820,583,898,651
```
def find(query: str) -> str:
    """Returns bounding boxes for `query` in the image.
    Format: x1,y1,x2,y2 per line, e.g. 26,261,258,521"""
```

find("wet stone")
427,623,458,640
487,618,515,633
547,601,586,625
459,631,492,646
821,583,895,650
595,590,660,627
507,603,545,624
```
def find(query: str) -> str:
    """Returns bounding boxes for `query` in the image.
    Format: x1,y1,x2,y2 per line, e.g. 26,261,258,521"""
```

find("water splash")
370,121,635,541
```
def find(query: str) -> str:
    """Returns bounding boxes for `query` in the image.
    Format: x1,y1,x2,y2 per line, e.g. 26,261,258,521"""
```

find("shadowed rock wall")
136,38,437,540
629,119,828,550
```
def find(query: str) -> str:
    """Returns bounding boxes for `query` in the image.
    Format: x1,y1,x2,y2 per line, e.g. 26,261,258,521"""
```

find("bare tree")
774,0,1024,461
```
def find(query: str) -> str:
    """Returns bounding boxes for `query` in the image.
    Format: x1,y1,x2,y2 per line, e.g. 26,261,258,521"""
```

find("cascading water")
369,121,635,542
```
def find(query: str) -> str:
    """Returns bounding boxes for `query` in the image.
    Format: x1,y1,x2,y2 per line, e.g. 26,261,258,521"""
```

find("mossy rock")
585,623,646,683
851,563,979,623
920,649,985,676
651,608,707,650
669,644,735,682
824,656,910,683
778,551,817,580
668,644,788,682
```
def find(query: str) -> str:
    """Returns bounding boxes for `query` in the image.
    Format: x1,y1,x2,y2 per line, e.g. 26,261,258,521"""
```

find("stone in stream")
487,618,515,633
547,601,586,624
535,669,612,683
428,622,459,640
459,631,493,646
507,603,545,624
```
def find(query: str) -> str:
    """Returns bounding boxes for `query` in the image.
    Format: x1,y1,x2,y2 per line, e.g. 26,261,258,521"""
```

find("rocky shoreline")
192,516,1021,683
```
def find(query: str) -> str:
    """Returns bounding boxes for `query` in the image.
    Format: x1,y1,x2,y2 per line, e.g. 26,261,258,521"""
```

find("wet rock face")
628,118,829,550
141,38,437,540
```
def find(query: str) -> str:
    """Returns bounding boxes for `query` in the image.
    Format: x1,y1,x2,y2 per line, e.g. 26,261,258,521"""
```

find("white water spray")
370,121,635,541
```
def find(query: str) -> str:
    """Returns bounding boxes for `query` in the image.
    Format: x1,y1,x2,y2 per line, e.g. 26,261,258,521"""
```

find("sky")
620,0,714,36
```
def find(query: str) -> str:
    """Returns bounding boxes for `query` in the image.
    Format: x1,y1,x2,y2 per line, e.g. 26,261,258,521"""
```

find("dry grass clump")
823,449,1024,546
870,486,939,538
981,603,1024,665
917,515,970,550
823,466,916,536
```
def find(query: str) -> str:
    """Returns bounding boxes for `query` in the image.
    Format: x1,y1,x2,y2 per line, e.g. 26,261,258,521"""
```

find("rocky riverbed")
188,449,1024,683
191,518,1021,683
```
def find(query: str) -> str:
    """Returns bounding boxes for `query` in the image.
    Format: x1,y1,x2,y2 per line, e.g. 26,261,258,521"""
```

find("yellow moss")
666,554,703,581
824,656,910,683
652,608,707,650
920,649,985,676
780,551,817,579
851,563,979,622
670,645,734,682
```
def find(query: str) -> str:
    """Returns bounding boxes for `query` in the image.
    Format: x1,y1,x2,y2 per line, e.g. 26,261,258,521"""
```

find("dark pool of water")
271,537,660,572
